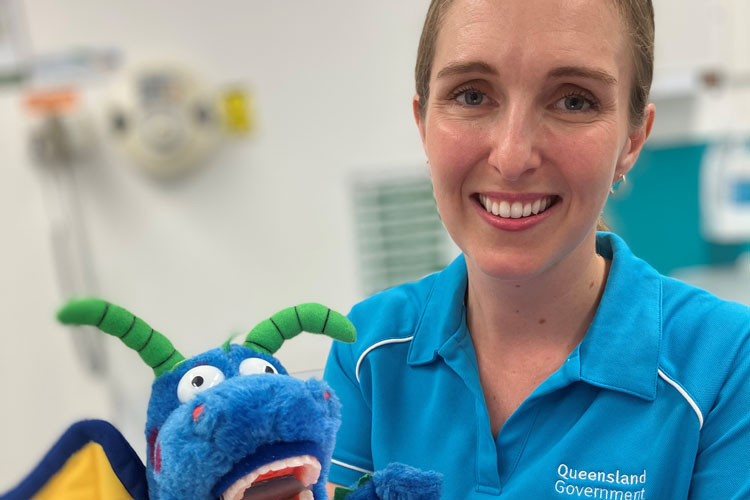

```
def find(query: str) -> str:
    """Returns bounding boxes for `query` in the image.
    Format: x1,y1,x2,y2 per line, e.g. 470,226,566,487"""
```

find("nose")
487,103,542,181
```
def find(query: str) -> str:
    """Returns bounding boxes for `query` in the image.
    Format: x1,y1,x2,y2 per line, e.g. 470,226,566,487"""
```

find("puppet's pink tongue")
239,475,309,500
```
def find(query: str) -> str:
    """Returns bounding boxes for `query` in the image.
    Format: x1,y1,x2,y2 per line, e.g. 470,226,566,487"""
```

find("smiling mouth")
477,194,560,219
220,455,321,500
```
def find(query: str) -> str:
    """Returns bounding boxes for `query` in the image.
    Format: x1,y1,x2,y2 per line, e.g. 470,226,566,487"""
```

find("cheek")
425,119,489,186
545,125,621,192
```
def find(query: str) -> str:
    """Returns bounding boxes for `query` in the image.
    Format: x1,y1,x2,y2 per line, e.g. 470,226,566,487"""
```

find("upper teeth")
478,195,554,219
221,455,320,500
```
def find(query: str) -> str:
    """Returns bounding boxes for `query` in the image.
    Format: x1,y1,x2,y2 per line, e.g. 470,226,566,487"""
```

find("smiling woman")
324,1,750,499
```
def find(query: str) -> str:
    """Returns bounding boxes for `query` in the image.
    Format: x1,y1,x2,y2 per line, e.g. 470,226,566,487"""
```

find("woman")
325,0,750,498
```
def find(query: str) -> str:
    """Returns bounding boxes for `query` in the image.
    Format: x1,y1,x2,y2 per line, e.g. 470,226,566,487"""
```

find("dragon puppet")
4,299,441,500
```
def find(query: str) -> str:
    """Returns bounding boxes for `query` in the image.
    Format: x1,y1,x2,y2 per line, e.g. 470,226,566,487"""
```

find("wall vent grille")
352,172,453,296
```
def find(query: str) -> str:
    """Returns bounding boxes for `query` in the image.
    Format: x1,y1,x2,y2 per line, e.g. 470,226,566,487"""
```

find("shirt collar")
408,254,468,365
578,232,662,400
407,232,662,401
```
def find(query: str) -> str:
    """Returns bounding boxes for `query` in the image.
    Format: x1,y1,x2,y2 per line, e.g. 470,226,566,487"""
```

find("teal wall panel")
604,142,747,276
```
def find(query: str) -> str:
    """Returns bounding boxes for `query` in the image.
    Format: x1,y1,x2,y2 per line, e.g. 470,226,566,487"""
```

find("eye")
239,357,279,375
454,89,485,106
177,365,226,403
555,93,596,112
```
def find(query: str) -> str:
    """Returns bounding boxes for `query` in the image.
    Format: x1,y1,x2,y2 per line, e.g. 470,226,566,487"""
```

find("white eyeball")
239,357,278,376
177,365,226,403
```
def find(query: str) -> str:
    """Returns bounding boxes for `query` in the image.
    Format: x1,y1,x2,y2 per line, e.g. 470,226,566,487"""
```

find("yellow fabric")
32,442,134,500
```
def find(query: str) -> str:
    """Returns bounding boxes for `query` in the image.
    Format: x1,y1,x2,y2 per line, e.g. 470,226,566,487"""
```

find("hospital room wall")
1,0,749,492
0,0,432,489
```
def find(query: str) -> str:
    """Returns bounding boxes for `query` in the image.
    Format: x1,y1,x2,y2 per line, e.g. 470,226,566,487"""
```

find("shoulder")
347,271,441,351
658,275,750,419
339,254,466,374
326,271,443,387
660,274,749,351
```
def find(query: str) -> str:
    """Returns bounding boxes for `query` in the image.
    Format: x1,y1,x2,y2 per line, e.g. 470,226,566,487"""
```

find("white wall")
0,0,430,490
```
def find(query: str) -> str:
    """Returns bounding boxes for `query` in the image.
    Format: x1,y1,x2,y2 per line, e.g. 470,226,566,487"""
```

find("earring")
609,174,626,194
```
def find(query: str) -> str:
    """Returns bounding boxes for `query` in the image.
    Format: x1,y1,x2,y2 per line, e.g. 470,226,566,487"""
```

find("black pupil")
465,91,483,106
265,366,275,373
566,96,584,110
192,376,204,388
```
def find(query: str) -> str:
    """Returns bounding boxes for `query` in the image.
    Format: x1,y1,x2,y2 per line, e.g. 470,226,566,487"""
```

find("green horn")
57,298,185,377
243,303,356,355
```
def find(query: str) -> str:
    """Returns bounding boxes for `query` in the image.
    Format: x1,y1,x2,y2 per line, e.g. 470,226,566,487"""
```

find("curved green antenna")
57,298,185,377
243,303,356,355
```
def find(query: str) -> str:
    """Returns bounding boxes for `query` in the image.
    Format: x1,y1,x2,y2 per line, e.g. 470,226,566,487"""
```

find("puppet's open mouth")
220,455,321,500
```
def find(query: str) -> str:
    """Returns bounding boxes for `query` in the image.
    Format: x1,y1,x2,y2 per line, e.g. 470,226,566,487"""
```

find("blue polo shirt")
324,232,750,499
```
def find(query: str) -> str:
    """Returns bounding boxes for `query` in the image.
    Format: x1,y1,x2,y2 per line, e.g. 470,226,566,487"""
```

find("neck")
465,232,609,353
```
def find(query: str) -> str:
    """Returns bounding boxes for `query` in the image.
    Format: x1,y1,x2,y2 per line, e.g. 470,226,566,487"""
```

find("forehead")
434,0,629,82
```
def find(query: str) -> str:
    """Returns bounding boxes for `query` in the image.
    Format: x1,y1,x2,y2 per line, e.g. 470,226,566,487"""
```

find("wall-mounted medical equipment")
24,87,107,375
106,64,226,180
700,138,750,243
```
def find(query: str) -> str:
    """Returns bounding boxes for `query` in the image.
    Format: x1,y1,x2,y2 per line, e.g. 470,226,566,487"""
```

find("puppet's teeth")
221,455,321,500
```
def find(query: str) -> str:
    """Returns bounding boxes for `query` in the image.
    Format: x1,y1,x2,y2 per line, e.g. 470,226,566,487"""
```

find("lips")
219,455,321,500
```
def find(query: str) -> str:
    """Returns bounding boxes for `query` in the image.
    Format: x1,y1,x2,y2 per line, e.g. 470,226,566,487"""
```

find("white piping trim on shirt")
355,337,414,383
331,459,374,475
658,369,704,429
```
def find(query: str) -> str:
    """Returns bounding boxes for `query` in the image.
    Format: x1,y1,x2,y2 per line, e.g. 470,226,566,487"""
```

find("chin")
467,248,550,282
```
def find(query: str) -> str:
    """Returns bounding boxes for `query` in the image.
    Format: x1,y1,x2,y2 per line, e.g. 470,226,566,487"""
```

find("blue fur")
137,345,439,500
372,464,443,500
344,465,442,500
143,345,339,500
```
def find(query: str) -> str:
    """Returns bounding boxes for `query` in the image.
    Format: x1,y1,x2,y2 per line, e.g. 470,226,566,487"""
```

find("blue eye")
457,90,485,106
556,94,595,112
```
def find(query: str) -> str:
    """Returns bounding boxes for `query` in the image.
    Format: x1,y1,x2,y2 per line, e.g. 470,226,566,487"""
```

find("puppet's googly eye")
177,365,226,403
239,357,279,375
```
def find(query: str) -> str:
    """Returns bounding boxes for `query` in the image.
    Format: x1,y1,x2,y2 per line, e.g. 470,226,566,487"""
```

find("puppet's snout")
187,375,340,443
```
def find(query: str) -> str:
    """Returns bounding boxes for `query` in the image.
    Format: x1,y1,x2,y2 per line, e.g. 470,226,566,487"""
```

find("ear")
615,103,655,180
413,93,427,146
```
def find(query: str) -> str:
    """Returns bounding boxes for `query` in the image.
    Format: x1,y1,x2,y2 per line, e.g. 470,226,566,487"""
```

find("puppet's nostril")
192,403,206,422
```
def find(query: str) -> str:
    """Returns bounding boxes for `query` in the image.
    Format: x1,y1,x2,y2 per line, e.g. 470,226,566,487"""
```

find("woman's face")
415,0,653,281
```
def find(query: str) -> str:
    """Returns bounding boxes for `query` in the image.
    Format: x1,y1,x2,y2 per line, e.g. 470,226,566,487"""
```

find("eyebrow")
435,61,618,87
547,66,618,86
435,61,498,79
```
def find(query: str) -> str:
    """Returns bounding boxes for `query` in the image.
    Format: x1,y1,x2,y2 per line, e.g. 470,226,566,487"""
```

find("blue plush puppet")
3,299,441,500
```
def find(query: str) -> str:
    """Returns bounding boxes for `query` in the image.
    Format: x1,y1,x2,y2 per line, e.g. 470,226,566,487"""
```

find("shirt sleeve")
688,321,750,499
323,331,374,487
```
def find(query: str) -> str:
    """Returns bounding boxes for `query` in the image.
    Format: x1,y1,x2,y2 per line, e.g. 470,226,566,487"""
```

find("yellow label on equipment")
220,88,254,134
